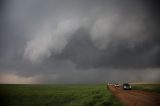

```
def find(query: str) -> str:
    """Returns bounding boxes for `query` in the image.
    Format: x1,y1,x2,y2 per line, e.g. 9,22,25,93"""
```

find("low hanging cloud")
0,0,160,84
90,14,120,49
90,12,149,49
24,19,80,63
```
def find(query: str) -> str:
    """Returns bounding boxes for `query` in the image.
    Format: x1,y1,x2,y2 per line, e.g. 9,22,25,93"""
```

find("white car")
114,83,119,87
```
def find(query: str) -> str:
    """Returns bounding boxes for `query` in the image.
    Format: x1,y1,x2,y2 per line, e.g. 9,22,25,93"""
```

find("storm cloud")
0,0,160,84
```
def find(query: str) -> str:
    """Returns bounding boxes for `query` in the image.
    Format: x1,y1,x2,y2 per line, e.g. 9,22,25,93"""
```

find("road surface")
108,85,160,106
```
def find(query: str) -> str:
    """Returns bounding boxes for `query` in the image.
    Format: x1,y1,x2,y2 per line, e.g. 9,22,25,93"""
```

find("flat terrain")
0,84,121,106
132,84,160,93
108,85,160,106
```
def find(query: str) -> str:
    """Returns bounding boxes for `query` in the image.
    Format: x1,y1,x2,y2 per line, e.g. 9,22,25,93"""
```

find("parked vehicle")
123,83,131,90
114,83,119,87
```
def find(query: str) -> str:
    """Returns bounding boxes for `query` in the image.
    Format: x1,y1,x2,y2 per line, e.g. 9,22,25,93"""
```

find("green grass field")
0,84,122,106
132,84,160,93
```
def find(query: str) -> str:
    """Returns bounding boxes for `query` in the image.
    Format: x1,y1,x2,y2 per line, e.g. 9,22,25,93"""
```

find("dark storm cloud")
56,29,160,69
0,0,160,83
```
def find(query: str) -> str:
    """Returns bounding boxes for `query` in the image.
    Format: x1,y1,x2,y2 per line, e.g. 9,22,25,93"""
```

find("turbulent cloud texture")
24,19,80,63
0,0,160,83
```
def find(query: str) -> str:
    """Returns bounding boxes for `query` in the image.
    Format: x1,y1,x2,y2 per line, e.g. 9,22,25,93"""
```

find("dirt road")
108,85,160,106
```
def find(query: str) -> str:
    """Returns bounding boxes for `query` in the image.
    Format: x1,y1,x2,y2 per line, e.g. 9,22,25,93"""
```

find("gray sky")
0,0,160,84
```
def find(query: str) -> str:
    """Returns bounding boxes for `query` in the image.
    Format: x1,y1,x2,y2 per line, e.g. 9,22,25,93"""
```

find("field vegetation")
132,84,160,93
0,84,122,106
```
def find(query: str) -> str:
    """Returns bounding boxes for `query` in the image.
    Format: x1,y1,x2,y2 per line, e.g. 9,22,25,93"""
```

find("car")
114,83,119,87
123,83,131,90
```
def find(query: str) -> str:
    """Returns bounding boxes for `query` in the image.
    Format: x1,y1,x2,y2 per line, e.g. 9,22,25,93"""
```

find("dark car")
123,83,131,90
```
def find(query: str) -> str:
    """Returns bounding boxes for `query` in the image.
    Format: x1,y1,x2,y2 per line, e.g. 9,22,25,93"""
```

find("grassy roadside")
0,84,122,106
132,84,160,93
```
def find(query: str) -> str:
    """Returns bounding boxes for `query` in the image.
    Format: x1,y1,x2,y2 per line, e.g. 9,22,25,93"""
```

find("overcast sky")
0,0,160,84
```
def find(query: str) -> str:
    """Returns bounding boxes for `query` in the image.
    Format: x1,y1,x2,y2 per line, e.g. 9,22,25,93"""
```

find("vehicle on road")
123,83,131,90
114,83,119,87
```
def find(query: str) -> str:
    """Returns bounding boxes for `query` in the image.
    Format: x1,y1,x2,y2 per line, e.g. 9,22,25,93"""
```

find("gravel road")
108,85,160,106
